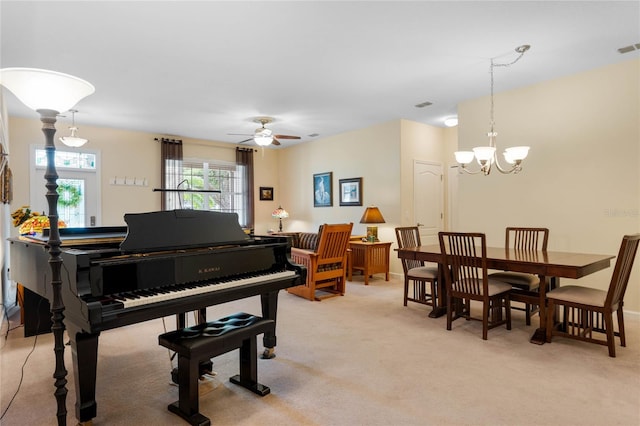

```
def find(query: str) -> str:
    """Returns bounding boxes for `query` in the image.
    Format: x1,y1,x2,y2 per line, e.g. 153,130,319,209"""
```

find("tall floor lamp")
0,68,95,425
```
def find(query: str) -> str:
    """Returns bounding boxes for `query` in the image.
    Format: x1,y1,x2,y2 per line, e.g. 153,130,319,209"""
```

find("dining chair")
438,232,512,340
395,227,439,309
545,234,640,357
489,227,549,325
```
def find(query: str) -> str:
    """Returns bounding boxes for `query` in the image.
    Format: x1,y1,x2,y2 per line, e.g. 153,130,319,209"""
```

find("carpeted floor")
1,275,639,425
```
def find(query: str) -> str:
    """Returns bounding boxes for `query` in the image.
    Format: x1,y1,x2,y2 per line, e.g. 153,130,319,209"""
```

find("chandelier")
455,44,531,175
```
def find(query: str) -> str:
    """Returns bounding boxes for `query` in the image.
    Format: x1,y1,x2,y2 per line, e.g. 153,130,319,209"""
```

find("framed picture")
339,177,363,206
313,172,332,207
259,186,274,201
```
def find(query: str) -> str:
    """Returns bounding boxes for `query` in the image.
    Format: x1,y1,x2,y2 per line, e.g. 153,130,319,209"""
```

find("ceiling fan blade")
272,138,281,146
274,134,301,140
237,138,253,144
228,133,253,136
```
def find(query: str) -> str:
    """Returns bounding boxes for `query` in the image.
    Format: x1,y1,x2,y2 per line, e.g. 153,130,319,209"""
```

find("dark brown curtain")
160,138,183,210
236,147,254,229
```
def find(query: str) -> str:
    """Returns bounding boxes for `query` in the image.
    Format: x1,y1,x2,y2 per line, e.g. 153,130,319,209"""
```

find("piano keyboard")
109,270,297,309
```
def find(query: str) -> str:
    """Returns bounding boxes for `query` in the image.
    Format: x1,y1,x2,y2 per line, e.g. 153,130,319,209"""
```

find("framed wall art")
339,177,362,206
259,186,274,201
313,172,332,207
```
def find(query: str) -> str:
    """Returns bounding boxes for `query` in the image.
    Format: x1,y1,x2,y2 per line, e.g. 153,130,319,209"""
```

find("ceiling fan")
231,117,301,146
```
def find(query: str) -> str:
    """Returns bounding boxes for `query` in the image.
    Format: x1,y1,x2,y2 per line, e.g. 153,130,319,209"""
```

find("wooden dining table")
396,244,615,344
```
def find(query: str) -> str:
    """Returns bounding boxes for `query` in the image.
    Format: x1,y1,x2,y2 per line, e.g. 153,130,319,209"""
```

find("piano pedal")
170,360,215,384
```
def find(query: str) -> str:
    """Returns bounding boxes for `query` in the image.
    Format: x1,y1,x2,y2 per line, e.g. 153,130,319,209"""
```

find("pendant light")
59,109,88,147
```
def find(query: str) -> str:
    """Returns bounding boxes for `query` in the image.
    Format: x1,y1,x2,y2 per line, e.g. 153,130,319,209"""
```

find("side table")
348,241,392,285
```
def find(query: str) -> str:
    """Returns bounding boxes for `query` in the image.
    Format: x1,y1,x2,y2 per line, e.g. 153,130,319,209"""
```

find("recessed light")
444,117,458,127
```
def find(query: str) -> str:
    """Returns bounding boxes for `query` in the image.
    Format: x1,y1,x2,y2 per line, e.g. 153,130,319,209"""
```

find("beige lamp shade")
360,206,385,242
0,67,95,113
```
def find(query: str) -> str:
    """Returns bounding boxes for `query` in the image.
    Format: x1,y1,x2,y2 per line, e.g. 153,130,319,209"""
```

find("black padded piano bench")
158,312,275,426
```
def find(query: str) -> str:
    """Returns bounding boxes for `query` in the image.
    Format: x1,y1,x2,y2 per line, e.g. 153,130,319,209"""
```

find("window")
30,146,100,228
178,159,249,227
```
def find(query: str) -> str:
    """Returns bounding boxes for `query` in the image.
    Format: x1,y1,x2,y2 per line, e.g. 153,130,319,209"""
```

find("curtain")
236,147,254,229
160,138,183,210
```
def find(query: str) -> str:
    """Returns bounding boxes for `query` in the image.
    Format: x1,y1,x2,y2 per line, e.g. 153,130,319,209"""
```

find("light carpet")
1,275,639,426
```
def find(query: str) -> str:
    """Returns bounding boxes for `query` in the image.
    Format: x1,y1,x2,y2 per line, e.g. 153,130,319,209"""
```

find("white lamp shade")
254,135,273,146
254,127,273,146
504,146,530,161
472,146,496,162
60,135,88,148
454,151,475,164
0,67,95,113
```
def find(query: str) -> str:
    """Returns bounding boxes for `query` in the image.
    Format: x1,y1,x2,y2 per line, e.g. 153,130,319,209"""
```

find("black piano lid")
120,209,250,253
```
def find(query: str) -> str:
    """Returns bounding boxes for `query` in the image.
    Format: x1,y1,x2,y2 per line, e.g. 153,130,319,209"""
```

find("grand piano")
9,209,305,424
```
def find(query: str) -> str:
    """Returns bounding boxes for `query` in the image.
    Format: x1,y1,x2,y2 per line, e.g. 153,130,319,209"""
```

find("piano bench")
158,312,275,426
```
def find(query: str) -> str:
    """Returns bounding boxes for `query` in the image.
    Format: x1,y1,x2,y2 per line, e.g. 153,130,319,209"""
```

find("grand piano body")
9,209,305,423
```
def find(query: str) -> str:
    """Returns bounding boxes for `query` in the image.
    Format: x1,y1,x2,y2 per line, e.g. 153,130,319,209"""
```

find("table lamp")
359,206,385,242
0,67,95,426
272,206,289,232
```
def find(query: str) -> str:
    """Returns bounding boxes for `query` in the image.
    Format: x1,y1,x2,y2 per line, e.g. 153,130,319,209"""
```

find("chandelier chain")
489,48,528,142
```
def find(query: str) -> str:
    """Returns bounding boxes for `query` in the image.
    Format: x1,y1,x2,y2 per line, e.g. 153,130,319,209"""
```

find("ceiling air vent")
617,43,640,54
415,101,433,108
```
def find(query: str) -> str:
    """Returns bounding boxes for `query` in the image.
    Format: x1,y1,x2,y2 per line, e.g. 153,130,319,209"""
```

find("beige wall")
456,58,640,310
3,58,638,311
5,118,279,233
276,120,402,242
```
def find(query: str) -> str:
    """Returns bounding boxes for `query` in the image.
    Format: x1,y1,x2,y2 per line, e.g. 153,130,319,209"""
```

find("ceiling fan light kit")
234,117,301,147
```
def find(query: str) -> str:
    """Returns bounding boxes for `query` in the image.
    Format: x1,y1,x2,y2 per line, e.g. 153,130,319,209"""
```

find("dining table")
396,244,615,344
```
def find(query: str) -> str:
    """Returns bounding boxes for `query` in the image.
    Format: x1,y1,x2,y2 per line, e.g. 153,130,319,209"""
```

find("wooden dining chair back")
489,227,549,325
545,234,640,357
438,232,512,340
395,226,438,309
287,223,353,301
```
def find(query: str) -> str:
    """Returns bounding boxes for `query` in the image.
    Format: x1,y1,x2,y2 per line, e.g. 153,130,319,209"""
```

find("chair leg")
505,296,512,330
617,305,626,347
430,279,437,309
525,303,531,326
403,277,409,306
482,301,489,340
446,293,453,331
603,311,616,357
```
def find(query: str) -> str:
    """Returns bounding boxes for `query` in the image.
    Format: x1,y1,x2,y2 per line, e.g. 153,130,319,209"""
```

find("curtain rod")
154,137,257,152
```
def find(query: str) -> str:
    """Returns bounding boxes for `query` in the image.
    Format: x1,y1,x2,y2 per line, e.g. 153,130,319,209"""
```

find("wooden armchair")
287,223,353,301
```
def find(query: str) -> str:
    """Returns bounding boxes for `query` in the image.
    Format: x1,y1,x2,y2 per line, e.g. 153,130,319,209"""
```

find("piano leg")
260,291,279,359
67,324,100,423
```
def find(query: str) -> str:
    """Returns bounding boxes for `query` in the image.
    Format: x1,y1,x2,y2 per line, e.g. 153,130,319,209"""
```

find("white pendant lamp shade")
454,151,475,165
0,67,95,112
60,131,87,147
503,146,530,163
472,146,496,162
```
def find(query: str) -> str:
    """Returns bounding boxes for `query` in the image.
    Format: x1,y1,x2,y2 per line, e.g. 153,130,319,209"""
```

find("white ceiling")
1,1,639,148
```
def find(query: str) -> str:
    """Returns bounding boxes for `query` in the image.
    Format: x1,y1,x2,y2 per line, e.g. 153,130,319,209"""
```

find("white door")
30,146,100,227
413,160,443,245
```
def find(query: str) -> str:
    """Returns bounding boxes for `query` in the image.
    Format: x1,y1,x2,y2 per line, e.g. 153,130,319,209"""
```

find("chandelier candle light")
455,44,531,175
272,205,289,232
0,67,95,426
360,206,385,242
